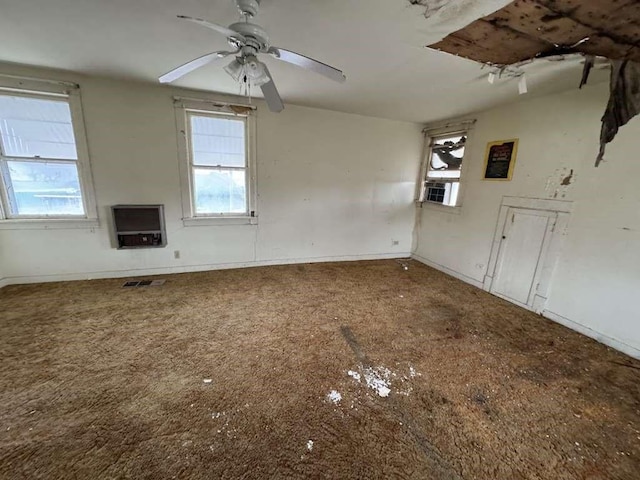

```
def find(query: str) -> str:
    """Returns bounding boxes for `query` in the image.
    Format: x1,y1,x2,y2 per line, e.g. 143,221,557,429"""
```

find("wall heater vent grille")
112,204,167,249
122,280,166,288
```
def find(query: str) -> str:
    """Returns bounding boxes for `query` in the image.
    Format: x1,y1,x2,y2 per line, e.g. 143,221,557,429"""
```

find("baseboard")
0,252,412,287
542,309,640,360
411,253,484,289
410,253,640,361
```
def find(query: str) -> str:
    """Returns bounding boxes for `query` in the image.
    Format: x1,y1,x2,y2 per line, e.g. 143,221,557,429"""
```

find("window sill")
417,201,462,215
183,216,257,227
0,218,100,230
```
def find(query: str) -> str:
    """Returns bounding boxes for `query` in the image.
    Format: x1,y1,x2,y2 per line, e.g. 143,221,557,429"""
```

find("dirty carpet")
1,260,639,479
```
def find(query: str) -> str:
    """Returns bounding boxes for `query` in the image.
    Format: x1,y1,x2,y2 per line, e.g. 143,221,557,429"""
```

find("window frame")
0,75,98,228
174,97,257,226
417,120,475,213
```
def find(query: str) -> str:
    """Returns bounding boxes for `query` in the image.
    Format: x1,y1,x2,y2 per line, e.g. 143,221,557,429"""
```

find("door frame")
483,196,573,313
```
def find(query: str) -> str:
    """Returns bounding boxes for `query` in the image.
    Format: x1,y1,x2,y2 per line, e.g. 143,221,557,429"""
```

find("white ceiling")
0,0,607,123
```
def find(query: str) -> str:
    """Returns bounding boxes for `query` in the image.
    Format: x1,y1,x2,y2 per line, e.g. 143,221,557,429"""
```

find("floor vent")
122,279,166,288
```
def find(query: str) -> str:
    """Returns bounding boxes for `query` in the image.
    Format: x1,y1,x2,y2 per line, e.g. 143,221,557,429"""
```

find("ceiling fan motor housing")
228,22,269,52
236,0,260,18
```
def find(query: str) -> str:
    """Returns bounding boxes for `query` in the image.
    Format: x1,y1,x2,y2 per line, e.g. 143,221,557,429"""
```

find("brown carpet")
1,260,639,479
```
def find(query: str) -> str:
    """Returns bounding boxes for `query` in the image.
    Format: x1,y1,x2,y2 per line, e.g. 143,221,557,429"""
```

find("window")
189,113,247,215
0,79,96,223
422,132,467,207
175,97,256,225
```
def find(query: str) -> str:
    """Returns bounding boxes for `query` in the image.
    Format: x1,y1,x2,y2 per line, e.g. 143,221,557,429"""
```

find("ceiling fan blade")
260,65,284,113
159,51,234,83
177,15,246,43
268,47,346,83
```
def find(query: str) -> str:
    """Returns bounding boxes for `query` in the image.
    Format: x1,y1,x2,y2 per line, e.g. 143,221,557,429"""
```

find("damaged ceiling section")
429,0,640,64
427,0,640,166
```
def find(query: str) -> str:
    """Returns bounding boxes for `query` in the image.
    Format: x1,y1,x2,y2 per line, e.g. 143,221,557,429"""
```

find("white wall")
413,81,640,359
0,63,422,282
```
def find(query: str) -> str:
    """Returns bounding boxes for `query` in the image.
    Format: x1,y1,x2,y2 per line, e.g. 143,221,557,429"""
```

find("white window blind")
0,95,78,159
0,90,92,218
188,113,248,216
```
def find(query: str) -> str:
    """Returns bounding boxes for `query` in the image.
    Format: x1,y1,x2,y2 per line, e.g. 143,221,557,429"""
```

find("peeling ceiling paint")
407,0,450,18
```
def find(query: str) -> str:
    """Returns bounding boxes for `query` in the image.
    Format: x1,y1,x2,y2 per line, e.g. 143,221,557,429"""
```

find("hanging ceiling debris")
426,0,640,166
597,61,640,166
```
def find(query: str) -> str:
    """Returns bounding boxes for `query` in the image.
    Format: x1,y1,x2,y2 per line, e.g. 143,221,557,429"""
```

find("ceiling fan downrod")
236,0,260,18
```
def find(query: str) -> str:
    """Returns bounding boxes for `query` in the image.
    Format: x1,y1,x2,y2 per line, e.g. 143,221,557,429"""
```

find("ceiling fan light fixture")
250,71,270,87
224,56,270,86
245,57,270,86
224,58,245,82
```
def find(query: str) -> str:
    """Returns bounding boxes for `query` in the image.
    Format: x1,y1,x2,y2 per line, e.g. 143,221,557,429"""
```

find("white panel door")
491,208,557,307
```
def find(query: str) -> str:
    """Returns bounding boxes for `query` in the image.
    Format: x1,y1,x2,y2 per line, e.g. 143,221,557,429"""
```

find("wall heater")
111,204,167,249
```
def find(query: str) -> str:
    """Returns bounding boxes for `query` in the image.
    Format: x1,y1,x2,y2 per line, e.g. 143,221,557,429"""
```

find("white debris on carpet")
307,440,314,451
364,366,392,397
346,365,421,398
327,390,342,404
209,406,250,439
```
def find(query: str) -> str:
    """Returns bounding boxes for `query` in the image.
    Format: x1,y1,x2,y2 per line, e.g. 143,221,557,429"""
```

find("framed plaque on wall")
483,139,518,180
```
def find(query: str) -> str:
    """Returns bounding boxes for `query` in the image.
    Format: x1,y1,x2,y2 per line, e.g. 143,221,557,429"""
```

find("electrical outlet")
174,250,180,259
392,240,400,246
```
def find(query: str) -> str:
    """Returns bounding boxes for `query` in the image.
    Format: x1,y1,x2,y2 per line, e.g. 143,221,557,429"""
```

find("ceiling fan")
159,0,347,113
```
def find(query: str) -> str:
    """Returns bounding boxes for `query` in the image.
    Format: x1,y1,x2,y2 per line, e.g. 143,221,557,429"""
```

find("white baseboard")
542,309,640,360
411,253,640,361
0,252,411,287
411,253,484,289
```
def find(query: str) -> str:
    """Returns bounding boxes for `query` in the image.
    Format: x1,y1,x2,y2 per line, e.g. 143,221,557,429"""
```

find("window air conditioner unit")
111,205,167,249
